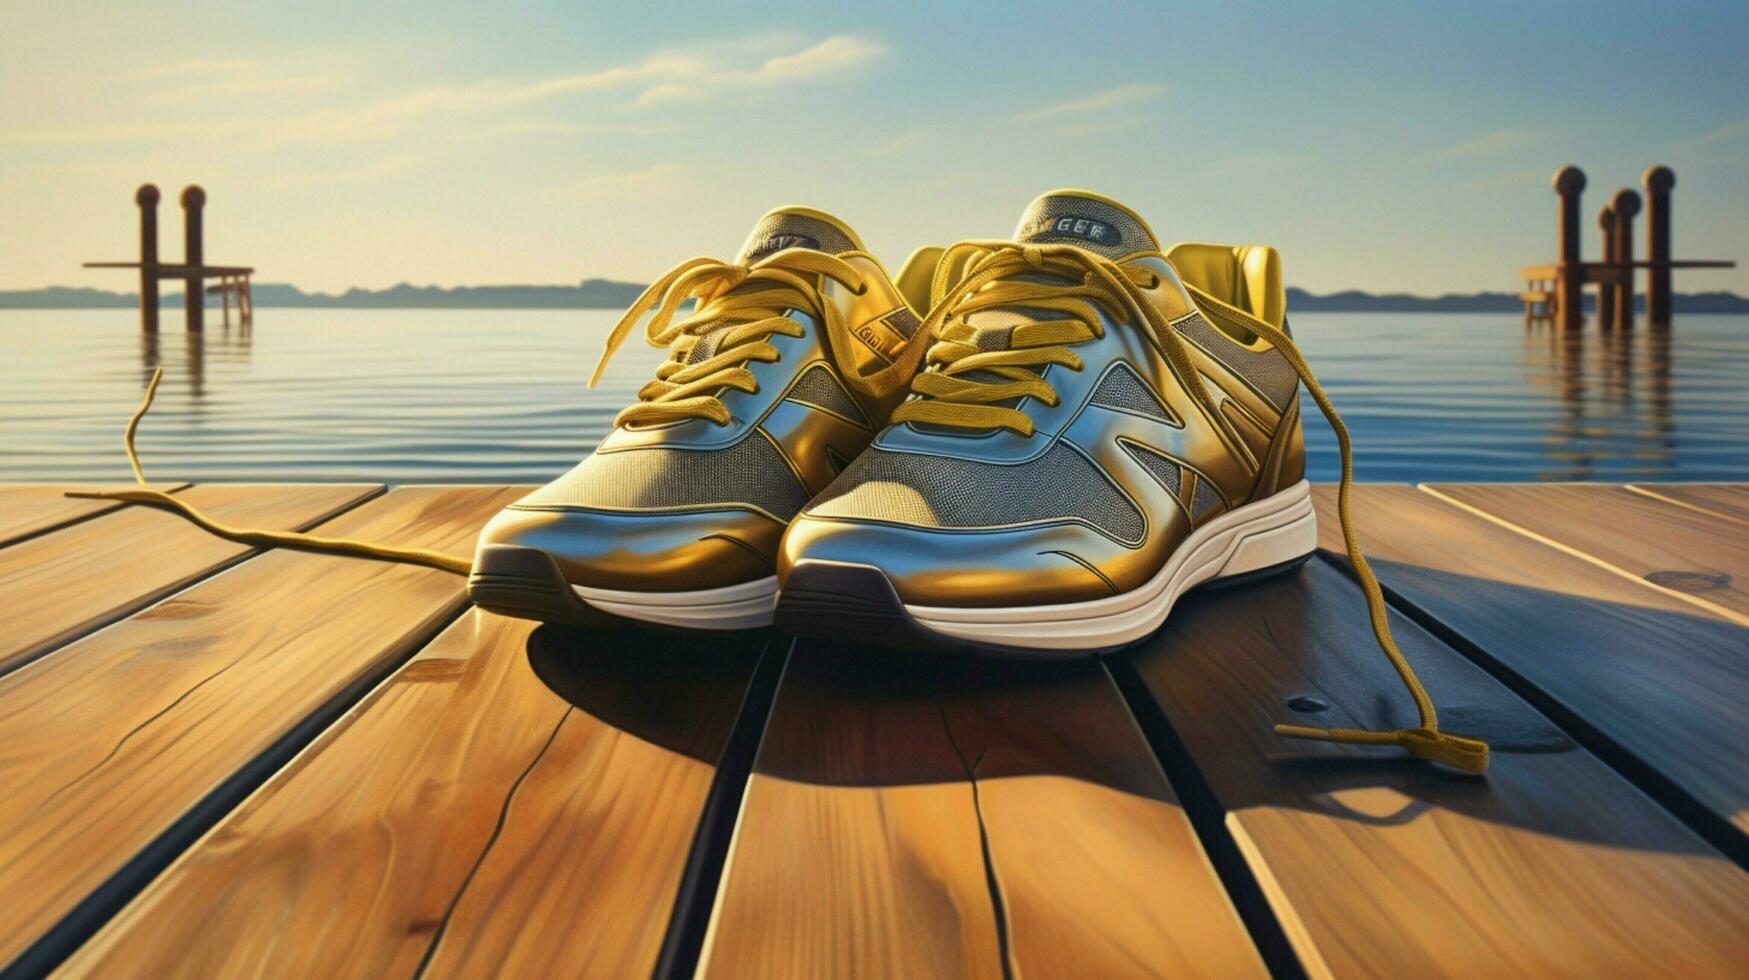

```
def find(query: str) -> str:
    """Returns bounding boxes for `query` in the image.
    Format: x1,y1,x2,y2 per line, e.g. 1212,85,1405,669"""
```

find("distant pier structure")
84,184,255,332
1521,165,1734,330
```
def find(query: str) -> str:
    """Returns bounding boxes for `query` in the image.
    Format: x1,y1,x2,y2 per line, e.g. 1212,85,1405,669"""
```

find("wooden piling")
181,185,206,332
1597,204,1617,329
1553,166,1586,330
1644,166,1675,327
1610,189,1640,331
135,185,160,334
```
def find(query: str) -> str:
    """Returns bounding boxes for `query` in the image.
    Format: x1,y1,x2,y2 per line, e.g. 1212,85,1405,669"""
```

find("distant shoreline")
2,281,1746,314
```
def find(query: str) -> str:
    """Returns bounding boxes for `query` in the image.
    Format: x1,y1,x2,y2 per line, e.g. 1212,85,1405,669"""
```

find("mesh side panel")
884,308,921,339
515,431,808,520
1191,472,1225,522
785,365,867,425
1014,195,1159,260
737,212,858,262
808,444,1144,543
1176,312,1299,411
684,330,723,366
1121,441,1183,498
1089,364,1178,424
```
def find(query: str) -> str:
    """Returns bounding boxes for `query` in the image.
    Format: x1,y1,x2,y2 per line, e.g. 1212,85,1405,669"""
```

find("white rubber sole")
905,479,1317,650
572,575,778,630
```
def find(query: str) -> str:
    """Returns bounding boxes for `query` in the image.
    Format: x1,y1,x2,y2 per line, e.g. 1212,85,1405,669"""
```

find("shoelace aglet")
1275,722,1490,774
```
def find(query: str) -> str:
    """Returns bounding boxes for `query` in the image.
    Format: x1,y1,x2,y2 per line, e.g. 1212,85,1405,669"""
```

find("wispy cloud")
1435,128,1538,158
4,33,886,148
568,162,689,200
1011,84,1163,123
135,59,342,104
873,129,927,155
258,153,422,188
1693,119,1749,144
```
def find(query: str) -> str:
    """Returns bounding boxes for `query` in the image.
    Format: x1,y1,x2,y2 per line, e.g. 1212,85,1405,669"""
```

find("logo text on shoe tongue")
1018,214,1120,246
745,232,822,261
852,308,920,365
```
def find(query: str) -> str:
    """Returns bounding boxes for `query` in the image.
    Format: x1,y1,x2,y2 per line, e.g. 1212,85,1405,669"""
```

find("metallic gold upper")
778,189,1305,607
476,206,938,592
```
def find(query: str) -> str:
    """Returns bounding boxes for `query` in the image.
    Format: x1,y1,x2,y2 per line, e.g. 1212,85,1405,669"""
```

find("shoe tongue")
736,206,864,263
1012,190,1159,260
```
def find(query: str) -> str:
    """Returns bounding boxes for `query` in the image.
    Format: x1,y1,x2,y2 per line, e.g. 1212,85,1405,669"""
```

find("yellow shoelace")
899,241,1490,774
68,368,474,575
591,247,922,427
63,245,935,585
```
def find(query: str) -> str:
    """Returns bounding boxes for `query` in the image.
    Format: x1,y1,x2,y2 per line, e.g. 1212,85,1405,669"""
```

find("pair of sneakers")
81,186,1482,771
473,189,1302,653
466,188,1485,772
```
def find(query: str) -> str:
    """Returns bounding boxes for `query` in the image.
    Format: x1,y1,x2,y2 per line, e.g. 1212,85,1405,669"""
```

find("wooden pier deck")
1,482,1746,977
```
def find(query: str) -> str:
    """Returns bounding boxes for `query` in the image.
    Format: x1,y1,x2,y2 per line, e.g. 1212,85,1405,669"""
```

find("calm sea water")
2,309,1746,484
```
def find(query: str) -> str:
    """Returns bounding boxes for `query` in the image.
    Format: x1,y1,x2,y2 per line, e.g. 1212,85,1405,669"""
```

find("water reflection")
136,319,253,402
1524,321,1675,480
4,309,1745,483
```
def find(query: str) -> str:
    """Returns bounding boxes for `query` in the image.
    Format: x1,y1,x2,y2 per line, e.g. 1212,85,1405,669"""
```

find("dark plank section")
0,483,383,675
68,614,768,979
417,626,770,978
700,644,1264,978
0,483,189,547
1430,483,1749,619
1630,483,1749,524
1317,485,1749,845
1127,556,1749,976
0,486,521,974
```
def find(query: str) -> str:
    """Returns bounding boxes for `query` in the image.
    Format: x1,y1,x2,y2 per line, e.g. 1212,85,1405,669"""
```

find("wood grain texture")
1429,483,1749,618
0,483,382,675
1128,555,1749,977
1630,483,1749,524
61,610,564,978
418,626,768,978
0,484,189,547
1318,485,1749,841
0,486,521,973
700,645,1263,979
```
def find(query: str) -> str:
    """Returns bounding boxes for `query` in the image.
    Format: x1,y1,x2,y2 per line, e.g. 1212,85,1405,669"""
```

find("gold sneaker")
469,207,939,631
776,189,1488,772
777,190,1311,650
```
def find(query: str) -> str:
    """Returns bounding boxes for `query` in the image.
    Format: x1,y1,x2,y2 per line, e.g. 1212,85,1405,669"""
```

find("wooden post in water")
1553,166,1586,330
1644,165,1675,327
136,184,161,333
181,185,206,332
1611,189,1640,331
1596,204,1617,329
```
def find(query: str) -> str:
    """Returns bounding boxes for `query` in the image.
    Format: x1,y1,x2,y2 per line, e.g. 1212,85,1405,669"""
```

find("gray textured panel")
1175,312,1299,411
808,443,1144,543
1121,440,1184,500
737,211,858,262
1191,472,1225,522
786,364,867,425
515,430,809,520
1013,194,1158,260
1090,363,1178,424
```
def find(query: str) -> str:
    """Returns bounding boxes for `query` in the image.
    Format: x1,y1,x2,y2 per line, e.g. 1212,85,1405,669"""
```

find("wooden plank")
1316,485,1749,847
66,613,769,979
1629,483,1749,525
700,644,1264,978
419,626,771,978
0,486,522,974
0,484,383,676
0,484,189,548
1127,555,1749,977
1428,483,1749,619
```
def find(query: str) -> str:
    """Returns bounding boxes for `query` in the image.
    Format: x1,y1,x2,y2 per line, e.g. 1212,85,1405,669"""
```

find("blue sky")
3,1,1745,294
